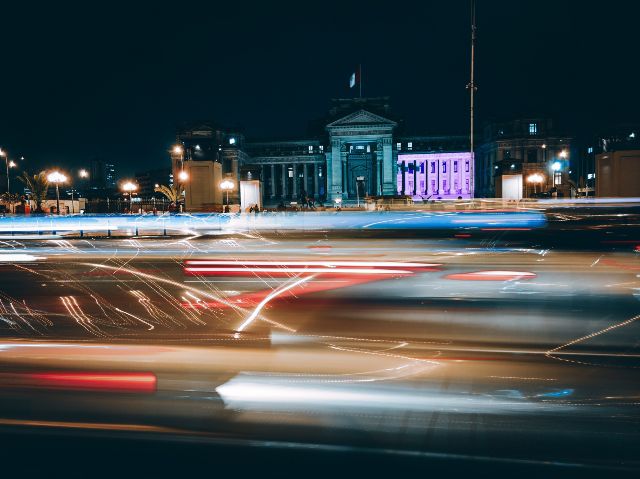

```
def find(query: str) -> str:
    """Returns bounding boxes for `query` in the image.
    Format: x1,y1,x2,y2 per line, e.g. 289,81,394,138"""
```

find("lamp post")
220,179,234,212
173,145,184,171
177,170,189,213
122,181,138,214
0,149,16,193
526,173,544,197
47,171,67,215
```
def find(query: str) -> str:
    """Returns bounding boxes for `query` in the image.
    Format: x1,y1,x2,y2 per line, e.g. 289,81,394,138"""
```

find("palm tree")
154,184,184,203
18,171,49,213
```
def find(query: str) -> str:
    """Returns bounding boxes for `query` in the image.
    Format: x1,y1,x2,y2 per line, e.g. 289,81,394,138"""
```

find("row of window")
401,160,470,174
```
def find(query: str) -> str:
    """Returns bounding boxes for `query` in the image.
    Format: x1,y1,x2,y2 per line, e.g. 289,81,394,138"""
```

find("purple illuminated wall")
397,152,474,199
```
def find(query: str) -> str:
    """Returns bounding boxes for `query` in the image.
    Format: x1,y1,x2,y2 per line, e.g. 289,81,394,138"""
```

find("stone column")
270,164,276,198
330,138,342,201
313,163,319,199
292,164,298,200
302,163,308,198
281,164,287,199
341,150,348,200
382,137,394,195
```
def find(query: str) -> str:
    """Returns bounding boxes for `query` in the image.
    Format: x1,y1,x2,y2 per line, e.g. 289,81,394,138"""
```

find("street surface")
0,208,639,475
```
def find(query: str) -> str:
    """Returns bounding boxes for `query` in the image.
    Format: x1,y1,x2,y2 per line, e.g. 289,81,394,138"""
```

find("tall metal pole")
467,0,477,197
55,183,61,215
5,157,10,193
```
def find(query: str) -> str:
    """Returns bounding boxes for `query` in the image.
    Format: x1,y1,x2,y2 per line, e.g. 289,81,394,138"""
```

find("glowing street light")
0,149,13,193
47,171,67,215
178,170,189,182
121,181,138,213
220,179,234,212
172,145,183,155
559,149,568,159
526,173,544,196
551,161,562,172
79,169,89,178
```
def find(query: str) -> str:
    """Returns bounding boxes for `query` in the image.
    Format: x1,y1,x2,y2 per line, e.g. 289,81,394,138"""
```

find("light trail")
236,275,315,333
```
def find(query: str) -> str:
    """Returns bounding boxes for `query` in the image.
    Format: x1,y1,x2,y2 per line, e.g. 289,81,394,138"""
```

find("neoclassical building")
170,98,474,210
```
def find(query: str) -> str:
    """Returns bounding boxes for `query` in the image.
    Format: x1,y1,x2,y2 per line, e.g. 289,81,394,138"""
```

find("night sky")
1,1,639,176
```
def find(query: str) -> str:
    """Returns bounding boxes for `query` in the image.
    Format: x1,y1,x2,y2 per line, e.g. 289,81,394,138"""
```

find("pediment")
326,109,397,129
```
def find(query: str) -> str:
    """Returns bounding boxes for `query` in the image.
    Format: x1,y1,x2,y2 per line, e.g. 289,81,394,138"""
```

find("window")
554,172,562,185
527,149,537,163
529,123,538,135
397,142,401,150
349,145,354,153
587,147,593,154
465,178,470,192
229,137,236,145
366,145,371,153
430,163,436,174
454,161,458,173
319,145,324,153
420,163,425,174
442,163,447,173
465,161,470,172
504,150,511,160
288,168,293,178
308,145,313,153
408,142,413,151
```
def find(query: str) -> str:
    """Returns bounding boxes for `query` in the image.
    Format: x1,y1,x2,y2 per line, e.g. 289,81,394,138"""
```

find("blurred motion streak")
0,371,157,393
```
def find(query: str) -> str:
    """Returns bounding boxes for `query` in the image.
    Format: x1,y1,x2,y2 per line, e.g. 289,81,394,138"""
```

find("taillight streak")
0,371,157,394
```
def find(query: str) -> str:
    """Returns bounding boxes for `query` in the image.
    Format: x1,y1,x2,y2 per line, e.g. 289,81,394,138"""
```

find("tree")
18,171,49,213
154,184,184,203
0,192,22,213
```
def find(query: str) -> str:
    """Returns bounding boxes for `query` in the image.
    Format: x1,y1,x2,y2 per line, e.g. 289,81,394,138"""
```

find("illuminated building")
171,98,474,210
475,118,573,199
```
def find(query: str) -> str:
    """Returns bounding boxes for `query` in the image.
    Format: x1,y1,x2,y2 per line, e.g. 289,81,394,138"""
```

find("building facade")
594,124,640,197
475,118,573,199
171,98,474,210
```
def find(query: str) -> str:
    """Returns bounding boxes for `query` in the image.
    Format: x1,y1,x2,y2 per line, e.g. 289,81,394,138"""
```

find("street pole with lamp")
0,149,15,193
121,181,137,214
177,170,189,212
220,179,234,213
47,171,67,215
526,173,544,197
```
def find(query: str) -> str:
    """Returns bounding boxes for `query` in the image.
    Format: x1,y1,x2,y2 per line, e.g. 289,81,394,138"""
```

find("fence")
84,198,173,214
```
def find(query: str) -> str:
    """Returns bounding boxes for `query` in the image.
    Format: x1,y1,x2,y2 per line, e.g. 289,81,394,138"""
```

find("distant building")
476,118,573,199
594,124,640,197
88,158,117,198
171,98,474,210
135,167,172,198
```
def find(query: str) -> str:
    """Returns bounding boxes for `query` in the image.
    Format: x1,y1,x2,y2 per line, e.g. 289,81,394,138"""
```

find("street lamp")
0,149,16,193
79,169,89,179
526,173,544,197
173,145,184,171
121,181,138,213
220,179,234,212
177,170,189,212
47,171,67,215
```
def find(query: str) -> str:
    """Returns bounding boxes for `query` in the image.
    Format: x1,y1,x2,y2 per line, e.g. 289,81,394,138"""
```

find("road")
0,220,639,475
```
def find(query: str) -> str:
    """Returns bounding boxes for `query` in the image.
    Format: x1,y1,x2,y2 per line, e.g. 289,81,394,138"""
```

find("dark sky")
1,0,639,175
